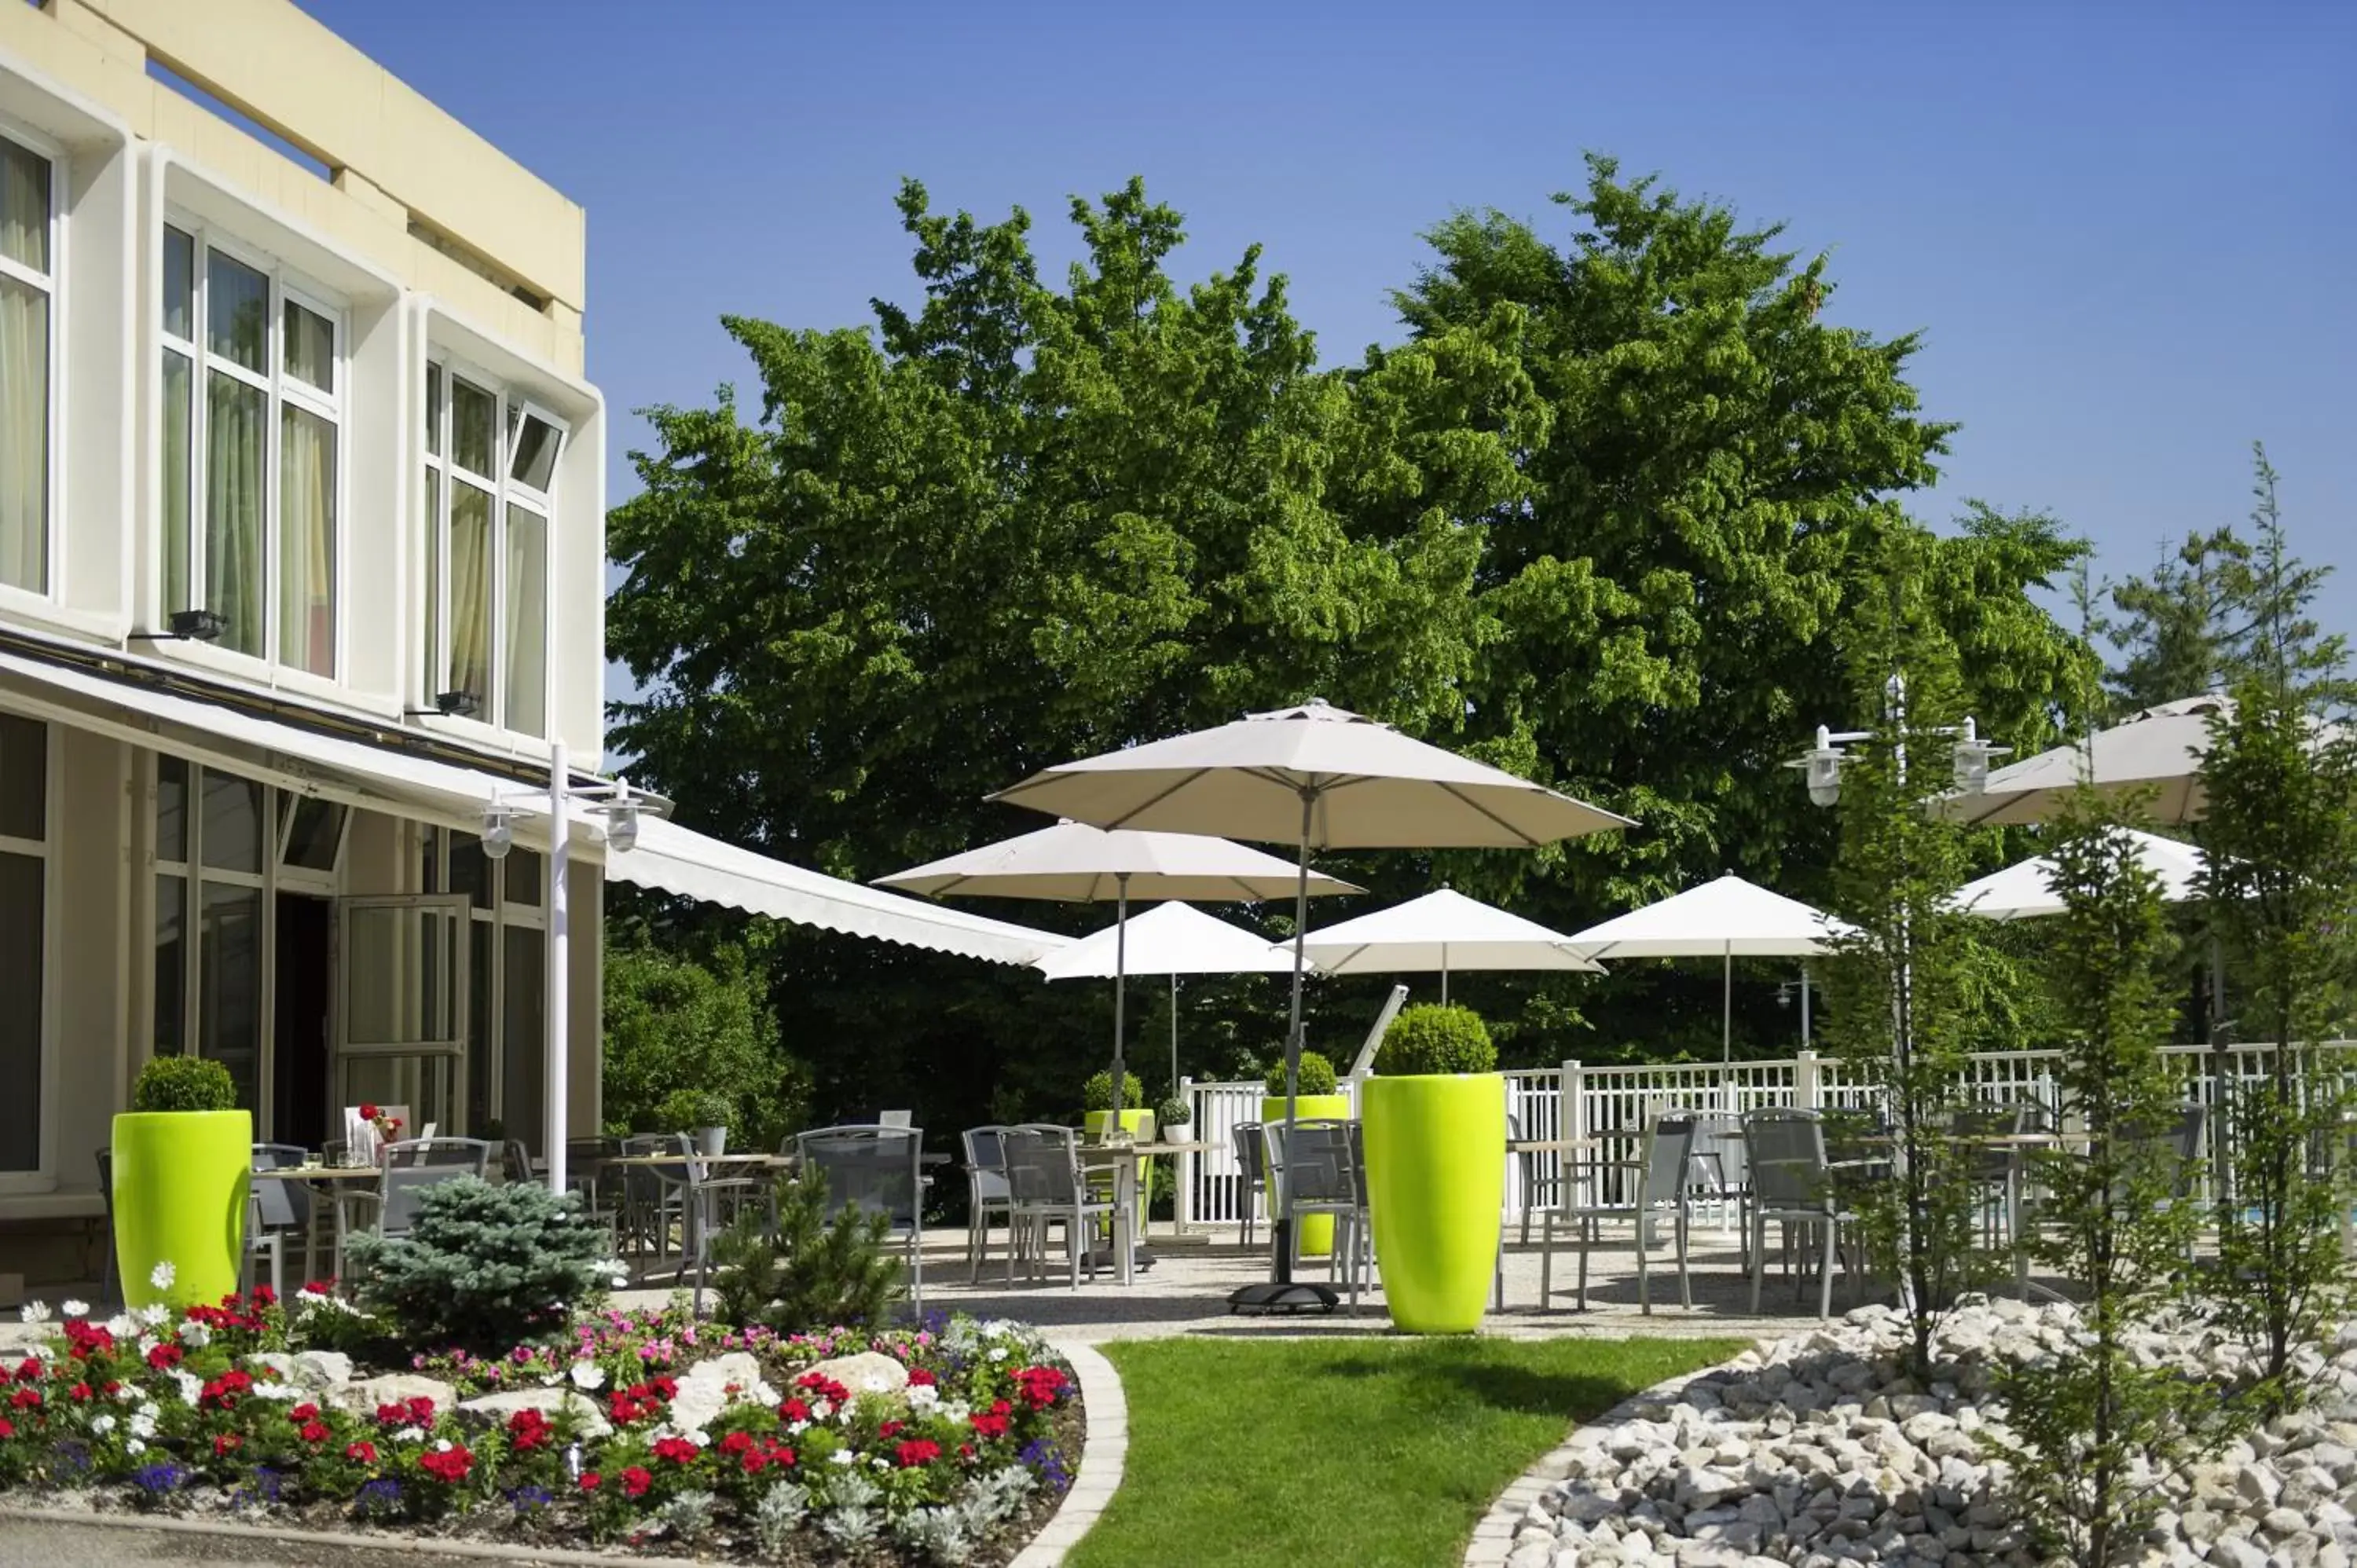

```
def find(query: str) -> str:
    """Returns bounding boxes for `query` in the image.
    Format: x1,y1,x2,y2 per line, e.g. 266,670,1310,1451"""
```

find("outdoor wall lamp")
128,609,229,643
480,801,517,859
1787,713,2007,809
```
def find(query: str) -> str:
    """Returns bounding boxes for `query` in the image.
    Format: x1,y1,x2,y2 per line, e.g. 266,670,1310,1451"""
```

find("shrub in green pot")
112,1056,251,1310
1362,1004,1503,1333
1081,1070,1154,1182
1261,1050,1348,1257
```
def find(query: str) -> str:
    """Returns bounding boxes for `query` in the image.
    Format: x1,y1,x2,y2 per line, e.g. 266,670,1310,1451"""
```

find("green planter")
1362,1074,1503,1333
111,1108,251,1309
1082,1108,1157,1188
1260,1093,1350,1258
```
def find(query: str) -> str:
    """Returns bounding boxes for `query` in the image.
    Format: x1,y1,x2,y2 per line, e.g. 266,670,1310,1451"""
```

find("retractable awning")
0,647,1065,966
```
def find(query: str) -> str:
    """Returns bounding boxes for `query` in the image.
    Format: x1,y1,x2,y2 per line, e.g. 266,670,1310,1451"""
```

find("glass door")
333,895,470,1142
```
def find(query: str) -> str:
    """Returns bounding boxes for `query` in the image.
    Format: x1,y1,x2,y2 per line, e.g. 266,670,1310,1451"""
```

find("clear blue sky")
304,0,2356,688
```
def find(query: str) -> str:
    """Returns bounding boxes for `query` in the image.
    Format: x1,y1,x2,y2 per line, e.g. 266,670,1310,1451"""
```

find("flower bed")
0,1289,1080,1564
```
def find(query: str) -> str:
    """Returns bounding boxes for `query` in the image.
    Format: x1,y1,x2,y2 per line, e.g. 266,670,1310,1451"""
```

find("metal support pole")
546,741,570,1199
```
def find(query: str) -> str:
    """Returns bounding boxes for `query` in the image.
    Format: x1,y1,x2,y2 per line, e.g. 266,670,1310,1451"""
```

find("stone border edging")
1460,1338,1771,1568
0,1504,713,1566
1010,1340,1127,1567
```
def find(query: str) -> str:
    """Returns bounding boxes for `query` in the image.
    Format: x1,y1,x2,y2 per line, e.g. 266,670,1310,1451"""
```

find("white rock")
456,1386,612,1439
332,1372,455,1417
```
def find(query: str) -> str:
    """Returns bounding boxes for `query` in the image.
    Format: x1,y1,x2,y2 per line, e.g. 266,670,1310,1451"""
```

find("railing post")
1797,1049,1822,1112
1177,1075,1195,1233
1563,1059,1586,1147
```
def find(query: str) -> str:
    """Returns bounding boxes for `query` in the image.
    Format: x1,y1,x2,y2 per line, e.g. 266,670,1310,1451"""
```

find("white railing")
1170,1042,2357,1235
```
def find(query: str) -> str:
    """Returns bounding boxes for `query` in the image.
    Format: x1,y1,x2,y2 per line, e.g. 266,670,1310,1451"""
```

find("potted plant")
1153,1092,1192,1133
1260,1050,1348,1258
687,1092,731,1158
1361,1003,1504,1333
112,1056,250,1310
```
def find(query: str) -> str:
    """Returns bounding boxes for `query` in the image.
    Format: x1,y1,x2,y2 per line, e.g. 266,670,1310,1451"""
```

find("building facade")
0,0,607,1282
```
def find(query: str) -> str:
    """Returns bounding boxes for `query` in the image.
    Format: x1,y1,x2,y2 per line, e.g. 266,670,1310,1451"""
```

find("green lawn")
1067,1334,1741,1568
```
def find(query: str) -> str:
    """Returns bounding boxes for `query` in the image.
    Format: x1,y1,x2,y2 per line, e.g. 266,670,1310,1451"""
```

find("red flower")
907,1367,938,1387
0,1417,13,1439
418,1445,473,1483
578,1471,601,1492
778,1396,811,1423
651,1435,699,1466
969,1409,1010,1440
404,1395,435,1425
9,1388,41,1411
374,1402,407,1427
202,1370,255,1411
895,1438,942,1468
878,1420,903,1439
300,1420,331,1444
959,1442,975,1461
346,1441,377,1464
648,1374,678,1402
63,1322,113,1361
251,1284,277,1306
359,1103,379,1119
145,1343,182,1372
792,1372,850,1406
619,1465,652,1498
717,1431,754,1457
14,1357,41,1383
101,1380,119,1396
212,1433,242,1457
288,1402,320,1422
1012,1365,1069,1411
68,1383,90,1404
508,1408,552,1450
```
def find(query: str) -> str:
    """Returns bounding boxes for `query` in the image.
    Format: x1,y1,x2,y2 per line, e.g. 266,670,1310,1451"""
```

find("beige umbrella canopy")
876,822,1358,1119
1297,887,1603,1006
992,699,1630,1295
1928,695,2225,827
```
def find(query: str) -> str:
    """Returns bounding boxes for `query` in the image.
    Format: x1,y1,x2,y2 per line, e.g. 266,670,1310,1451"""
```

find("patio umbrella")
1036,901,1305,1094
991,698,1632,1299
874,822,1357,1123
1951,829,2205,921
1296,887,1603,1005
1928,695,2226,826
1563,874,1855,1061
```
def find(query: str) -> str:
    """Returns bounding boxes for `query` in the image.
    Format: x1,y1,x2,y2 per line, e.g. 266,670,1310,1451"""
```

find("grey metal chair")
961,1126,1017,1283
1539,1116,1699,1313
346,1138,493,1255
618,1133,689,1261
795,1124,926,1309
250,1143,314,1288
999,1125,1117,1288
1230,1119,1268,1247
94,1148,116,1306
1743,1108,1860,1319
1505,1112,1569,1246
1263,1118,1369,1310
500,1138,534,1184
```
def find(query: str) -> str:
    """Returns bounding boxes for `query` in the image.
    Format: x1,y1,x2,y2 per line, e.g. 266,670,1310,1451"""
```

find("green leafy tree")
602,936,808,1155
710,1170,904,1331
2196,449,2357,1409
1992,772,2230,1563
1816,527,2007,1375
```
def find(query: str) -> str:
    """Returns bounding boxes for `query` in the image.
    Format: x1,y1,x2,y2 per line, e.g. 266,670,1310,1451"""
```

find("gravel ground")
0,1517,528,1568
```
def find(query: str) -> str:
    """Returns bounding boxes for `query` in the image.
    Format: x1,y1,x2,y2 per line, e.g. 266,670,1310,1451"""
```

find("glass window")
282,797,345,872
447,833,492,912
449,482,493,705
500,924,545,1153
152,872,185,1056
156,754,189,863
198,882,262,1111
0,711,43,841
200,771,262,874
206,251,268,373
420,468,440,699
508,411,560,492
504,846,543,907
0,851,41,1171
450,377,494,478
0,134,51,598
279,404,336,675
282,300,333,393
162,350,192,612
503,504,548,738
162,225,194,341
424,364,442,458
205,371,267,657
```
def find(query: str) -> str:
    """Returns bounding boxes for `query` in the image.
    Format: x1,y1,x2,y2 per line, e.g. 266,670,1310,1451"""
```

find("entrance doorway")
273,892,332,1149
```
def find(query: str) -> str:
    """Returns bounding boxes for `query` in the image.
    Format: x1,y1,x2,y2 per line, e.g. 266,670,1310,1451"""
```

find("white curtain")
503,503,547,737
279,405,335,675
449,481,493,707
162,351,192,611
0,276,43,593
206,373,266,657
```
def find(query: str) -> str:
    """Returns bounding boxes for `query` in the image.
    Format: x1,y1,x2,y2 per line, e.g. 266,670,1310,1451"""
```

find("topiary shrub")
1263,1050,1339,1097
345,1176,617,1351
1374,1004,1497,1076
1081,1070,1145,1112
1154,1094,1192,1128
130,1055,238,1112
711,1168,904,1332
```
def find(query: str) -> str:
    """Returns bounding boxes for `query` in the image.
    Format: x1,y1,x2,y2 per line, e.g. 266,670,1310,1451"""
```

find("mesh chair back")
96,1148,113,1227
1267,1119,1354,1205
1639,1118,1699,1207
999,1126,1082,1207
1743,1109,1830,1211
879,1110,915,1129
1668,1108,1744,1192
1230,1120,1266,1185
796,1126,922,1229
385,1137,493,1173
377,1161,479,1235
1950,1102,2020,1183
962,1127,1013,1204
500,1140,533,1183
251,1144,311,1231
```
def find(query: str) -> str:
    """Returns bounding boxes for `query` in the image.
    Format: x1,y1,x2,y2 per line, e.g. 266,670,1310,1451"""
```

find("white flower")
125,1438,145,1456
251,1381,299,1401
134,1401,159,1421
393,1425,423,1443
90,1415,116,1436
170,1370,202,1409
434,1438,453,1453
128,1412,157,1439
988,1347,1009,1362
60,1299,87,1319
16,1301,48,1324
104,1315,134,1338
907,1384,940,1410
812,1398,834,1421
176,1321,211,1348
871,1457,890,1471
148,1261,175,1291
136,1304,170,1328
540,1372,562,1387
829,1450,855,1467
569,1361,605,1391
788,1420,809,1436
110,1385,138,1404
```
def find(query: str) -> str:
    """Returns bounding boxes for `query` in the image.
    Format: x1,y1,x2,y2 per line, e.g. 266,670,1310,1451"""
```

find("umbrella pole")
1112,876,1130,1122
1170,974,1180,1101
1274,790,1314,1286
1723,941,1732,1064
1441,944,1448,1008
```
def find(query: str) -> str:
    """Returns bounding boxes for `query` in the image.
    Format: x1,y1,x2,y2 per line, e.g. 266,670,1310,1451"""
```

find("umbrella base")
1080,1246,1157,1274
1226,1280,1339,1315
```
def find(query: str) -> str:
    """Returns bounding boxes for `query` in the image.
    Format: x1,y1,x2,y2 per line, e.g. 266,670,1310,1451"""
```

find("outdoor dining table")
1076,1141,1205,1285
251,1163,383,1284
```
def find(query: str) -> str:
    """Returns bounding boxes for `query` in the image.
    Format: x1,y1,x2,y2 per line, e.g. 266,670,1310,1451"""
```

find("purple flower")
1019,1438,1071,1493
509,1484,553,1513
131,1460,187,1496
355,1477,404,1517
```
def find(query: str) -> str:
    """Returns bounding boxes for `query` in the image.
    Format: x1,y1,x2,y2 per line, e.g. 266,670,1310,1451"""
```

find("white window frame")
150,757,272,1129
420,356,564,737
0,710,59,1193
421,828,547,1138
159,213,348,678
0,115,63,606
